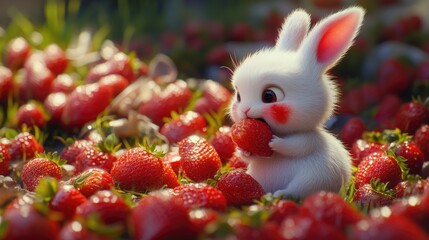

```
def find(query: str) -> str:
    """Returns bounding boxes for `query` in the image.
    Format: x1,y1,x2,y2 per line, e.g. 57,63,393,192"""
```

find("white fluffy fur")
229,7,365,198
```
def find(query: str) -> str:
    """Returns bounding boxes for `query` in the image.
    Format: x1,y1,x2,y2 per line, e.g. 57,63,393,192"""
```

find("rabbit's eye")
236,92,241,102
262,87,284,103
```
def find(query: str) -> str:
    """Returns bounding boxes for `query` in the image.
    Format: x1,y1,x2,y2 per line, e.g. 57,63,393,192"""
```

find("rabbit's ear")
299,7,364,71
275,9,311,51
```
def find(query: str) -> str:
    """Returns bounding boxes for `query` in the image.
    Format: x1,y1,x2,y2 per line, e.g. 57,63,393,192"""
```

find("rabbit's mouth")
254,118,267,124
257,118,266,122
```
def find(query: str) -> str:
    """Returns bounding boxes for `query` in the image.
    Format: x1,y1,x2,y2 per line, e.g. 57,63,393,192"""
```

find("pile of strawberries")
1,10,429,240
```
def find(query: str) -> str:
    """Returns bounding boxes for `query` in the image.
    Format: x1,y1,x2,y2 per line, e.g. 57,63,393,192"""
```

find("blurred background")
0,0,428,88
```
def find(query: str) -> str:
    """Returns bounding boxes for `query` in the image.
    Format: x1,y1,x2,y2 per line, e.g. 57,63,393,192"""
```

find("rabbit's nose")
244,108,250,117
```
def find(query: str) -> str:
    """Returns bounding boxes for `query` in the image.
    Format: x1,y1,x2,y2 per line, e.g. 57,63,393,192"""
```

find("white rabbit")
229,7,365,198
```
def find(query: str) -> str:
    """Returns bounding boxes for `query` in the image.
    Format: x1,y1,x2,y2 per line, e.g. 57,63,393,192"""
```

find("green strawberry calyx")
35,151,67,167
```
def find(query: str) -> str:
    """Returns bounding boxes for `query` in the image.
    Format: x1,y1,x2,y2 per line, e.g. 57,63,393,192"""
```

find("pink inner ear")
317,13,360,63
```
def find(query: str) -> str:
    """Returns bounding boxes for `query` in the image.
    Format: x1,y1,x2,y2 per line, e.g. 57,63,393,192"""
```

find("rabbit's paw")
273,189,290,199
269,135,285,153
237,148,252,158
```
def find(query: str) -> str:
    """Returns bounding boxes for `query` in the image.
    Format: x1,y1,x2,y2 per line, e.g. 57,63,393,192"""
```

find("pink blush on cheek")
266,104,291,124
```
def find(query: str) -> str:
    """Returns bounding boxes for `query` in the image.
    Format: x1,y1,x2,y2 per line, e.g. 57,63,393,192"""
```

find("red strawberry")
184,21,204,43
189,208,220,234
231,118,273,157
354,151,403,189
390,189,429,230
350,215,428,240
163,163,180,188
61,139,95,164
394,179,429,198
9,132,44,161
215,169,264,206
73,146,117,174
0,66,13,102
394,100,429,134
42,43,68,75
15,102,47,129
44,92,68,125
49,184,87,220
178,135,222,182
173,183,227,211
338,88,366,115
300,191,363,230
5,193,35,212
210,126,236,163
312,0,343,8
381,14,422,41
193,80,232,114
72,168,115,198
98,74,129,97
111,147,165,192
360,83,383,107
2,203,60,240
61,83,113,130
5,37,31,71
394,141,424,175
267,199,300,224
131,190,198,240
76,190,130,228
0,143,11,175
21,156,64,191
340,117,366,148
280,212,346,240
228,152,248,169
233,221,282,240
160,111,206,144
22,60,56,101
376,58,412,95
350,139,387,166
138,80,192,126
59,220,111,240
374,94,402,128
205,46,230,65
415,59,429,81
414,124,429,160
229,22,254,42
162,150,182,174
51,74,76,93
353,181,395,209
86,52,135,83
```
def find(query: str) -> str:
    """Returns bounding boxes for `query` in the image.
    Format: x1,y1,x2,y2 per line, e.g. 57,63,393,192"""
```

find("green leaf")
2,128,18,139
74,171,93,188
345,178,357,204
255,193,283,207
0,218,8,239
7,8,35,37
185,89,203,112
177,170,193,185
205,218,234,239
92,26,111,51
35,152,67,167
204,110,225,140
35,177,59,203
97,134,122,153
138,138,165,158
212,164,232,182
386,149,410,180
369,178,395,197
85,214,124,237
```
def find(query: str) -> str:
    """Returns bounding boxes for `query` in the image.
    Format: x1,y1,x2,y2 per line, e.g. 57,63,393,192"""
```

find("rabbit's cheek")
230,103,240,122
265,103,291,124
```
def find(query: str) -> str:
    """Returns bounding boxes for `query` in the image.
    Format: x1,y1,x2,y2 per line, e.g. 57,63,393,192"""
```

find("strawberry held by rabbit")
229,7,365,198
